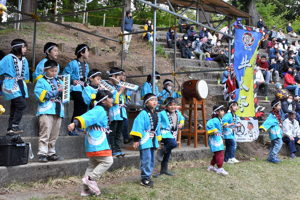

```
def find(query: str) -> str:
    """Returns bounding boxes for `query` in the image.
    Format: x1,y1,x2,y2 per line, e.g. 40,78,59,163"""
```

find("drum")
181,80,208,100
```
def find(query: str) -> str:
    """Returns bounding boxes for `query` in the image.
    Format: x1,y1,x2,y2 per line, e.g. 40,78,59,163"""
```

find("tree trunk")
246,0,261,27
21,0,34,19
125,0,131,12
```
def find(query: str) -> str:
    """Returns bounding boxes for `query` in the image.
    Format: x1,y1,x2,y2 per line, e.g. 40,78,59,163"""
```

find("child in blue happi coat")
140,71,161,100
68,90,114,197
158,79,182,105
34,60,65,162
222,101,241,164
107,67,127,157
206,104,228,176
0,39,30,133
154,97,184,177
260,100,283,163
82,69,104,110
62,44,90,136
130,93,161,187
33,42,60,84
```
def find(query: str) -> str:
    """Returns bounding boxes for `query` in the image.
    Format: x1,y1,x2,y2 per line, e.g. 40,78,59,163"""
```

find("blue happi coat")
158,89,182,104
75,105,111,154
33,58,60,84
222,112,238,140
122,89,131,104
260,113,282,141
206,117,224,152
82,85,99,110
130,110,161,150
62,59,89,92
108,83,127,121
140,81,159,100
158,110,185,139
0,54,29,101
34,77,65,118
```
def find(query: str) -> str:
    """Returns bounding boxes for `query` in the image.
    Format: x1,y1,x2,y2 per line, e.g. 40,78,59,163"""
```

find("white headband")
272,101,280,108
11,43,25,48
212,105,225,114
106,71,123,76
163,81,172,86
94,95,108,107
89,72,102,78
150,73,160,77
144,96,157,104
44,65,57,70
77,46,87,55
165,99,177,106
44,45,55,56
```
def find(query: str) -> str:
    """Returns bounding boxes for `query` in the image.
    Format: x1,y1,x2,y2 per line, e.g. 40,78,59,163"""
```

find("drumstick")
172,71,181,87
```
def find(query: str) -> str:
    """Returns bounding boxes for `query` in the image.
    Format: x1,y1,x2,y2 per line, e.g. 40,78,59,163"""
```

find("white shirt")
282,118,300,138
255,70,264,83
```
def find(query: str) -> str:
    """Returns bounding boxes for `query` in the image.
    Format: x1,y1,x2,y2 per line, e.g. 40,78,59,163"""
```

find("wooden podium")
181,97,208,148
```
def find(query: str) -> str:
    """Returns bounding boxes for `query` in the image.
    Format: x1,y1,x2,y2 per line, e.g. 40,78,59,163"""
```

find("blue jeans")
162,138,178,163
285,85,299,96
122,119,129,139
140,148,155,179
224,139,236,162
269,138,283,158
282,136,300,154
261,70,270,83
146,32,157,41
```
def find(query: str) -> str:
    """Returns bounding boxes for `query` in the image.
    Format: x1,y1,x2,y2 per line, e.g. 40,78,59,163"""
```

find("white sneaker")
191,56,195,59
225,159,234,164
216,168,229,176
231,158,240,163
207,165,217,172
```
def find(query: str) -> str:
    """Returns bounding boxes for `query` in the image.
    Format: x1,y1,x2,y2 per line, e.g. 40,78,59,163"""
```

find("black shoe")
47,154,64,161
161,171,174,176
11,126,23,134
39,155,48,163
160,161,173,176
140,178,154,187
156,148,165,162
124,138,133,144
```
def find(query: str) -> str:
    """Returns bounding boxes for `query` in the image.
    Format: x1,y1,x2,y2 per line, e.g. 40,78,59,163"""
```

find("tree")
22,0,34,19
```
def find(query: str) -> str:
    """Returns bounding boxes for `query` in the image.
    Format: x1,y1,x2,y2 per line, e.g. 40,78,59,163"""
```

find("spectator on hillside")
199,27,208,43
268,55,279,83
121,10,133,54
257,55,271,83
218,26,228,40
257,18,264,28
296,40,300,51
295,50,300,69
179,34,194,59
261,32,269,49
290,41,297,53
287,22,298,38
166,29,177,48
284,66,299,97
277,56,286,78
255,68,269,98
277,28,285,42
187,25,197,41
264,25,271,36
192,35,206,60
267,37,277,52
269,43,282,57
279,39,288,54
211,40,223,58
270,26,277,40
213,50,228,69
202,38,213,58
143,18,156,42
233,18,242,27
282,110,300,158
284,51,294,63
178,15,189,33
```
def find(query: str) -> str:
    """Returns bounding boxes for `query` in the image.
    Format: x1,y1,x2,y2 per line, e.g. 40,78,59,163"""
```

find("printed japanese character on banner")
242,32,255,51
238,55,252,70
240,79,250,92
238,96,249,112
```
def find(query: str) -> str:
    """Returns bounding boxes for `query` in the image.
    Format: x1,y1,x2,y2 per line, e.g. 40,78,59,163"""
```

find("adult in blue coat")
257,18,264,28
166,29,177,48
121,10,133,53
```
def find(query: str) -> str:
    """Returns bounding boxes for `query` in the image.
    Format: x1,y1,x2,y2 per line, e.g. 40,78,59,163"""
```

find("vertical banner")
231,26,262,142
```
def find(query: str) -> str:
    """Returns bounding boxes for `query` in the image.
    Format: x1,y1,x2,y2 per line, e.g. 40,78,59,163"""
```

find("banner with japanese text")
232,26,262,142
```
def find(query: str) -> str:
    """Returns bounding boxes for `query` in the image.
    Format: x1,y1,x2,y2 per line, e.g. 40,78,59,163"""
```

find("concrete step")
177,58,221,68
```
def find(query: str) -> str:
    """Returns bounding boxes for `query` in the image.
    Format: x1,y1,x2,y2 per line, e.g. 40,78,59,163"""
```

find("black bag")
0,50,5,61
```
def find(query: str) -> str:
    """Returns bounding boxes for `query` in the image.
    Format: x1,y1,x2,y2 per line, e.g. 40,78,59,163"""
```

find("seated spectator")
233,18,242,27
277,56,286,78
261,32,269,49
202,38,213,58
295,50,300,69
192,35,206,60
268,55,279,83
224,46,229,63
255,68,269,98
199,27,208,43
213,50,227,68
290,41,298,53
218,26,228,41
143,19,156,42
270,26,277,40
282,110,300,158
284,56,296,72
287,22,298,38
284,66,300,97
281,95,300,122
269,43,282,57
296,40,300,51
179,34,194,59
276,28,285,42
257,18,264,28
178,15,189,33
166,29,177,48
284,51,294,63
257,55,270,83
267,38,277,52
187,25,197,41
211,40,223,58
279,39,288,54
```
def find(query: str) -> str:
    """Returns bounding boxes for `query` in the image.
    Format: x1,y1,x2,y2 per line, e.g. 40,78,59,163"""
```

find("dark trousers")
181,47,193,58
282,136,300,154
224,139,236,162
109,120,124,152
70,91,87,122
8,96,27,130
211,150,224,168
213,54,227,68
256,81,269,97
162,138,178,164
122,118,129,140
167,40,174,48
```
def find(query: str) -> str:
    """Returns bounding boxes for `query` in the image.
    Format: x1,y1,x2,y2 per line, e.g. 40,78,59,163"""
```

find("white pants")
123,31,132,51
83,156,113,189
289,32,298,38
